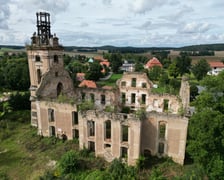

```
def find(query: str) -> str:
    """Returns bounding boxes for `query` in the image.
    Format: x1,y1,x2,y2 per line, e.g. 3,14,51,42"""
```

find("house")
27,12,189,166
207,61,224,75
120,60,135,72
144,57,163,69
76,73,85,82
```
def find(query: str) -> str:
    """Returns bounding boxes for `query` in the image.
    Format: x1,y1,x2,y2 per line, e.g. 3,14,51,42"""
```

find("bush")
59,150,83,175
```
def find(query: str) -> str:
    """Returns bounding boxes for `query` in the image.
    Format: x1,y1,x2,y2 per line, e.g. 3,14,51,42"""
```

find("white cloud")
0,1,11,29
179,22,212,34
130,0,165,14
103,0,112,6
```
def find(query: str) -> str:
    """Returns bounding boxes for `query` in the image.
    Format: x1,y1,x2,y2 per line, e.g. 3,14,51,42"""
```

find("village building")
27,12,189,165
207,61,224,75
144,57,163,69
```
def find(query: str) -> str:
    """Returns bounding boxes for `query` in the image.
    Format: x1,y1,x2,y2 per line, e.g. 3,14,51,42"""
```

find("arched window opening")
57,82,63,96
54,55,59,63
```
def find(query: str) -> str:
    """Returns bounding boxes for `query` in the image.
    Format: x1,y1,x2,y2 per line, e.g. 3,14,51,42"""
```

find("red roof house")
145,57,163,69
78,80,97,88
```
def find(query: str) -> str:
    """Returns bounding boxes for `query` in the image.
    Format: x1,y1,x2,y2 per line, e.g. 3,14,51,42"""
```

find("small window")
141,94,146,104
81,92,86,101
158,142,164,154
121,93,126,104
121,81,126,87
159,121,166,139
35,55,40,62
57,82,63,96
72,111,78,125
163,99,169,112
131,93,136,104
48,109,54,122
88,141,95,152
37,69,41,84
104,120,111,140
101,94,106,105
122,125,128,142
54,55,59,63
73,129,79,139
87,120,95,137
121,147,128,158
55,72,58,77
49,126,56,136
142,83,147,88
131,78,136,87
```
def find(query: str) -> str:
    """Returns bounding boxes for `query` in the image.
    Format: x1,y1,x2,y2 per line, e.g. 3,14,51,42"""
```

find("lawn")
97,73,123,87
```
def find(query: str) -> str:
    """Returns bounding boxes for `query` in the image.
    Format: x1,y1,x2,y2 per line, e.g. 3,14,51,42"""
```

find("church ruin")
27,12,189,165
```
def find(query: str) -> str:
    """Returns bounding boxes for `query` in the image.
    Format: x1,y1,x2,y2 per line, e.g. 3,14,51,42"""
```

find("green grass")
0,110,79,179
97,73,122,87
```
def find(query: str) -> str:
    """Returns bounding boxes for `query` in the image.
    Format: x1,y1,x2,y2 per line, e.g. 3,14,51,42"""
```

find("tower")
26,12,64,126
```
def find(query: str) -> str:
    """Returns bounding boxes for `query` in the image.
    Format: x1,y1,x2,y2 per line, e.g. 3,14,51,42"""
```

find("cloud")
0,1,10,29
80,22,89,27
130,0,165,14
179,22,212,34
102,0,112,6
16,0,69,14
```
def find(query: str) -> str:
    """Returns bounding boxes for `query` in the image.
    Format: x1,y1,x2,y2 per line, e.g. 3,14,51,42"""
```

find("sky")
0,0,224,47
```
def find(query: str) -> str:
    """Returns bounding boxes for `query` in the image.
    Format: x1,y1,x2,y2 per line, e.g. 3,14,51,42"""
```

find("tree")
187,72,224,179
109,53,122,73
147,66,162,81
85,61,102,81
134,62,144,72
168,62,179,78
192,59,211,80
175,54,192,75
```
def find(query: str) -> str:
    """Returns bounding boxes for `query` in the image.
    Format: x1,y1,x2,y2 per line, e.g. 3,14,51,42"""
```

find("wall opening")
48,108,54,122
131,78,136,87
37,69,41,84
122,125,128,142
159,121,166,139
88,141,95,152
104,120,111,140
104,144,111,148
53,55,59,63
57,82,63,96
163,99,169,112
81,92,85,101
35,55,41,62
158,142,164,154
72,111,78,125
143,149,151,157
87,120,95,137
49,126,56,136
121,147,128,158
101,94,106,104
121,93,126,104
73,129,79,139
121,81,126,87
131,93,136,104
142,82,147,88
141,94,146,104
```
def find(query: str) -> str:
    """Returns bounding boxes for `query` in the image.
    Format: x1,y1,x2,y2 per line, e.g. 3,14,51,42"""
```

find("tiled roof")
209,61,224,68
94,56,108,62
145,57,162,68
78,80,97,88
100,61,110,67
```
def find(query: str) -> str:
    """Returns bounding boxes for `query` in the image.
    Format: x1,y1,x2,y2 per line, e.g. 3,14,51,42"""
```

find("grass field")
0,111,79,179
97,73,122,87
